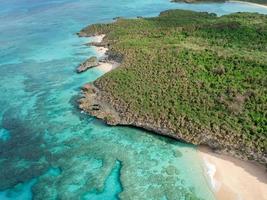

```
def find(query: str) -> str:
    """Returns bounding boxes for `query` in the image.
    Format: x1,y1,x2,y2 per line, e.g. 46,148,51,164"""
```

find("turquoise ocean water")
0,0,266,199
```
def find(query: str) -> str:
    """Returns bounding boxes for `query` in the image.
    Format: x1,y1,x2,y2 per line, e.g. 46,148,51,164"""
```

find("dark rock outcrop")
76,56,99,73
79,84,121,125
86,41,109,47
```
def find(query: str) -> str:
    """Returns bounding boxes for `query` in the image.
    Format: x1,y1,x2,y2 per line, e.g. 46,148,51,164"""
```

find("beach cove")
0,0,267,199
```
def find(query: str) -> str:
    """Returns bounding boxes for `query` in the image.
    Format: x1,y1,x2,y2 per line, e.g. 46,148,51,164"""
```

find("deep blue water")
0,0,267,199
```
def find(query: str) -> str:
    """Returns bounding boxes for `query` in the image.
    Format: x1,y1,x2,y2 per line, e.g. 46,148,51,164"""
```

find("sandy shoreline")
199,146,267,200
89,34,119,73
87,35,267,200
228,0,267,8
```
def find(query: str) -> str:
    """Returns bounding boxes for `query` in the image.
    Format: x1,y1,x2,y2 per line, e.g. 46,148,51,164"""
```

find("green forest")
81,10,267,163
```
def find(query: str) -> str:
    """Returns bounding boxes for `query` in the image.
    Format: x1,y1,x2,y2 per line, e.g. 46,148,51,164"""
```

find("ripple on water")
0,179,36,200
83,160,123,200
0,128,10,142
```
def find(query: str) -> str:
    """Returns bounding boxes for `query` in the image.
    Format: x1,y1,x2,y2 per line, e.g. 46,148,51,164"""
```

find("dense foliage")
81,10,267,161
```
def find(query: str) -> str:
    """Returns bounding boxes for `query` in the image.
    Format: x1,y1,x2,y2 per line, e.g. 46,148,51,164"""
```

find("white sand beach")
95,46,109,56
91,34,106,43
199,146,267,200
90,34,119,73
97,61,120,73
228,0,267,9
91,32,267,200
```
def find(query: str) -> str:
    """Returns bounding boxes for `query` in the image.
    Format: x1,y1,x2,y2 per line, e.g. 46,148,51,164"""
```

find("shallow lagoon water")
0,0,267,199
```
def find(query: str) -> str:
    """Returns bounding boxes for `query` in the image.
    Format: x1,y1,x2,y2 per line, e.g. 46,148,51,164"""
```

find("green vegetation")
81,10,267,163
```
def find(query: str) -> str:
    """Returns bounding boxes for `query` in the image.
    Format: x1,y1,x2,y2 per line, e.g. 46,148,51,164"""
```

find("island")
78,9,267,165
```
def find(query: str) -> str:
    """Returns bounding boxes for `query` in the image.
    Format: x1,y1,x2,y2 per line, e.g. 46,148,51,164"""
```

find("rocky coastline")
77,11,267,167
77,51,266,166
76,56,99,73
78,82,266,166
76,33,121,74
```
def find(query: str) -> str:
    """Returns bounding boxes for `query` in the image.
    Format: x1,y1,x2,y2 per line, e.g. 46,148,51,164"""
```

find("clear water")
0,0,266,199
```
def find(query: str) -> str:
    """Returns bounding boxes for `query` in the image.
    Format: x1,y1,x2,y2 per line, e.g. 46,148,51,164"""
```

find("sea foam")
202,158,221,192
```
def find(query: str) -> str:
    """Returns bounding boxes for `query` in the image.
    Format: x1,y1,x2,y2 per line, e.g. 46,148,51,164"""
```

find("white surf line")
228,0,267,9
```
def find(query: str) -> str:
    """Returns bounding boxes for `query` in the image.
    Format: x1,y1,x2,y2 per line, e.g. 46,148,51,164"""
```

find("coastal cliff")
78,10,267,165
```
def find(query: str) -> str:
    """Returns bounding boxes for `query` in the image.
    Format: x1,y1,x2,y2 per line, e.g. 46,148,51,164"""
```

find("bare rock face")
77,32,87,37
85,41,108,47
79,84,121,125
76,56,99,73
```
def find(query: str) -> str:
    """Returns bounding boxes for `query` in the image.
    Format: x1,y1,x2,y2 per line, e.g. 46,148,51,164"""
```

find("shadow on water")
0,108,49,190
82,160,123,200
